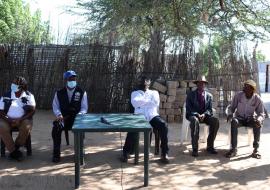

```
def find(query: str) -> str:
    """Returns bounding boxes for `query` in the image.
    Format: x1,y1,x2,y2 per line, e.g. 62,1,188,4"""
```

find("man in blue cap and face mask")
51,70,88,163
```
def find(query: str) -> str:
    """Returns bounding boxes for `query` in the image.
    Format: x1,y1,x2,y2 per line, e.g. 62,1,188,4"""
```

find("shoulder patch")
74,92,81,101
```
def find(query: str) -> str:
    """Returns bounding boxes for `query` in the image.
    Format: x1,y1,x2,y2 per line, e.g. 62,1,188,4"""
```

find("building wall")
258,62,270,92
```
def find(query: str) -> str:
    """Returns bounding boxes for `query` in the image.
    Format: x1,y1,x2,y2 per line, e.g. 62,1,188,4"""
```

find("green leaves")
0,0,51,44
70,0,270,49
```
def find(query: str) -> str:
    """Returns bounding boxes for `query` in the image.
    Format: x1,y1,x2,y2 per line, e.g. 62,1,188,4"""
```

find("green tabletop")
72,113,152,132
72,113,152,189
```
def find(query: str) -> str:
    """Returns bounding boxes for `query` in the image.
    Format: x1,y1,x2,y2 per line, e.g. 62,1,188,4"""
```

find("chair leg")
1,139,6,157
25,134,32,156
247,128,253,146
154,129,160,155
202,125,208,143
65,130,70,145
227,126,231,146
181,115,189,144
181,104,190,145
149,131,152,146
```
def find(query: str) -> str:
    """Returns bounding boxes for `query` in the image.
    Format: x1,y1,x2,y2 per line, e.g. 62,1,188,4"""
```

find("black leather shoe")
9,150,24,161
206,147,218,154
225,149,237,158
192,150,198,157
52,156,60,163
120,153,129,163
160,154,169,164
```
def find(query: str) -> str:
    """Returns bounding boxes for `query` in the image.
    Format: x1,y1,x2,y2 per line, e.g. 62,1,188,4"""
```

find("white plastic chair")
225,105,253,146
180,102,208,145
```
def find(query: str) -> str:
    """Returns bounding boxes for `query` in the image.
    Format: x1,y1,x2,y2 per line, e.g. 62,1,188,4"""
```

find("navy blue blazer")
185,89,213,120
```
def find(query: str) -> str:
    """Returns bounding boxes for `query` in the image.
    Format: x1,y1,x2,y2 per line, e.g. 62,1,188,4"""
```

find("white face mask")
67,81,77,89
11,83,19,93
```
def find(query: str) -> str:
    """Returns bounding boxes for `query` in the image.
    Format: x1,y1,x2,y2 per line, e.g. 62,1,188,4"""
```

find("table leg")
74,132,81,189
134,132,139,165
80,132,84,165
144,131,149,186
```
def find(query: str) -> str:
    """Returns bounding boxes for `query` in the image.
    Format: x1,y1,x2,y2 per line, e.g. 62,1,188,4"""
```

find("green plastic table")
72,113,152,189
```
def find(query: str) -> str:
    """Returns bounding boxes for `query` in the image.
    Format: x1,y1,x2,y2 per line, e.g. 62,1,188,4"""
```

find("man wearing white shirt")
122,76,169,164
0,76,36,161
51,70,88,163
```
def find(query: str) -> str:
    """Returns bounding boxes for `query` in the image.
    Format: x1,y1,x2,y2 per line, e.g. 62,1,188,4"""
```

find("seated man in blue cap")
51,70,88,163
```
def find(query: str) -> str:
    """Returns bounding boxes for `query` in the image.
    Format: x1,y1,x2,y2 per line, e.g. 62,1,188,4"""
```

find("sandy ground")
1,94,270,190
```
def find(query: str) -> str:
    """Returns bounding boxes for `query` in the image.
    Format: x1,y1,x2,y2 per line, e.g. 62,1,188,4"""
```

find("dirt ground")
0,108,270,190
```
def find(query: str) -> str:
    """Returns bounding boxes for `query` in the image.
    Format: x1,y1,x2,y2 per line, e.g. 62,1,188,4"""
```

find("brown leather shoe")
251,149,261,159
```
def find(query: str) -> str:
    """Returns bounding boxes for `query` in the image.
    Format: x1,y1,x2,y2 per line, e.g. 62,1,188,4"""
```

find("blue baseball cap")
63,70,77,79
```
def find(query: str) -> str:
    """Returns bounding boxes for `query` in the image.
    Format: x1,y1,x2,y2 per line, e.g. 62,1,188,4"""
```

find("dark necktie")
198,91,205,112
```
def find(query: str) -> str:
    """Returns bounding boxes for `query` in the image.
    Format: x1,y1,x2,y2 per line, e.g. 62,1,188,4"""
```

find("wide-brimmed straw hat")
244,79,256,90
193,75,208,84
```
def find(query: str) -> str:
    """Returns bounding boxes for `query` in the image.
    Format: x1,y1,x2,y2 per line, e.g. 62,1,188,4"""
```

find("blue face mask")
67,81,77,89
11,83,19,92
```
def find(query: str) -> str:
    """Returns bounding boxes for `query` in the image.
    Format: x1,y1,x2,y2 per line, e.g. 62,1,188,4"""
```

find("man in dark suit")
185,75,219,157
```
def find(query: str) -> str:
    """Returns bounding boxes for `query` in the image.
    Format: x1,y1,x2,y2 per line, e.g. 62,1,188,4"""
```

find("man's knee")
157,118,168,134
189,116,199,125
0,120,11,134
20,119,33,131
231,118,239,128
159,118,167,128
209,116,219,127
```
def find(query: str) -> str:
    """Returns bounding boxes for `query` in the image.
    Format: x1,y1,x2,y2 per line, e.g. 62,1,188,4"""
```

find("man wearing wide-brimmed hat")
185,75,219,157
225,79,265,159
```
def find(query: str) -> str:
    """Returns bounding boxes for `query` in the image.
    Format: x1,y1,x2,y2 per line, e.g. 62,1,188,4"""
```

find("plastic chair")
180,102,209,145
150,128,160,155
64,129,71,145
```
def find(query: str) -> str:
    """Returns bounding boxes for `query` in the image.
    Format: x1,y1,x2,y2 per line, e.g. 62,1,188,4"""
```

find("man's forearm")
21,109,35,121
0,110,10,122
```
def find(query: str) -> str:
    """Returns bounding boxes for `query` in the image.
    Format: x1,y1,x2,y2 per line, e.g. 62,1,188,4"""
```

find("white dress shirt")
52,88,88,117
131,89,160,121
0,91,36,119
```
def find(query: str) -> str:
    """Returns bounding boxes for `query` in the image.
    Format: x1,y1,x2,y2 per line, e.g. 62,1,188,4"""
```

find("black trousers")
123,116,169,156
188,115,219,151
230,117,262,150
51,116,75,157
